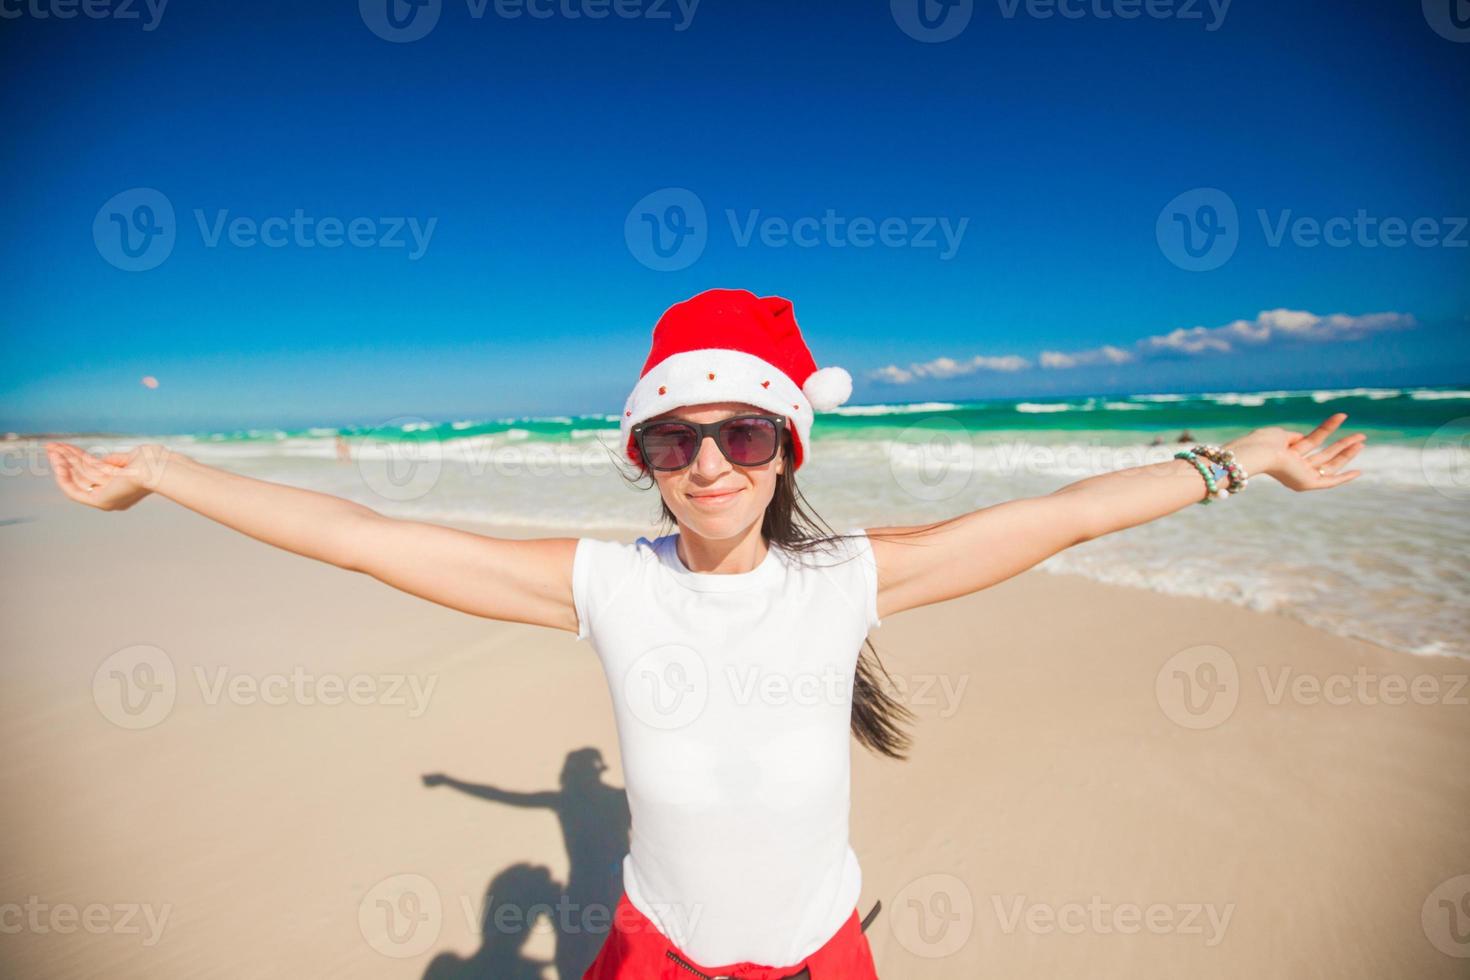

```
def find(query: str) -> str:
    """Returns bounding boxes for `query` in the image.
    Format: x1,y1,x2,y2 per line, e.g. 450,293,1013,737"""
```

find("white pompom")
802,365,852,412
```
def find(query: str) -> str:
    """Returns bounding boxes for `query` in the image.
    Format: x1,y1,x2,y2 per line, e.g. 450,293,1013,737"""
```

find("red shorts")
582,891,879,980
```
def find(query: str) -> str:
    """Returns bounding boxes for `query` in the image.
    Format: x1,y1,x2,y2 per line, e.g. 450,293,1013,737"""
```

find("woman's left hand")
1222,413,1367,491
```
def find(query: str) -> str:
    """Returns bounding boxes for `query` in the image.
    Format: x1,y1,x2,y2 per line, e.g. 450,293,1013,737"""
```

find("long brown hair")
615,428,917,761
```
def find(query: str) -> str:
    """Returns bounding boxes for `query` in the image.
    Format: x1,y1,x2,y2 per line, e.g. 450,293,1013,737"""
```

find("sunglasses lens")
719,417,778,465
642,422,698,470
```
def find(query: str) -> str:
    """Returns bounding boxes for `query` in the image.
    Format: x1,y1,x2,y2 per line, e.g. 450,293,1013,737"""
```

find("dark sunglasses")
632,413,787,472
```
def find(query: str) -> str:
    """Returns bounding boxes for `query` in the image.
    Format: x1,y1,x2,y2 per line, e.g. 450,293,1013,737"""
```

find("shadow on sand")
420,747,631,980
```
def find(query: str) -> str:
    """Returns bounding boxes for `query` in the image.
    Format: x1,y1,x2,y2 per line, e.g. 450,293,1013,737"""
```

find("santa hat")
621,288,852,472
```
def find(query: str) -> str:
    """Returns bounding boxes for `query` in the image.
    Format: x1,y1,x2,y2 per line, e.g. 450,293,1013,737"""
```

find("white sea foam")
1409,390,1470,400
1311,387,1404,402
829,401,964,416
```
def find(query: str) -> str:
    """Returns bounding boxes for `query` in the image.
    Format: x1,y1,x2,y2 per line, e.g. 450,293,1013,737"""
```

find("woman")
43,288,1366,979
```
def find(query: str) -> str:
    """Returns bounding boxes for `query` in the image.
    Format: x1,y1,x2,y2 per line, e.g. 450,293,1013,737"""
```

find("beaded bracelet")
1175,450,1224,504
1189,444,1249,494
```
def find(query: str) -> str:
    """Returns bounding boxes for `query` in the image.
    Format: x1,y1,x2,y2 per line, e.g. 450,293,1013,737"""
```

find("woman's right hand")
44,442,173,512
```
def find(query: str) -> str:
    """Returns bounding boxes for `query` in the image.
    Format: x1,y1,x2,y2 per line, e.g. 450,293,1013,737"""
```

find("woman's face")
647,401,786,540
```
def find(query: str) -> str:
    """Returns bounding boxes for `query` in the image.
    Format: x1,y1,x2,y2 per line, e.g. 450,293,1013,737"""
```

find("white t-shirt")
571,526,883,969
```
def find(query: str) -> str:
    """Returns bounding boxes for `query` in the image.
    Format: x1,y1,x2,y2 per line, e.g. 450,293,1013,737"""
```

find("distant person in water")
335,435,350,462
1177,430,1195,443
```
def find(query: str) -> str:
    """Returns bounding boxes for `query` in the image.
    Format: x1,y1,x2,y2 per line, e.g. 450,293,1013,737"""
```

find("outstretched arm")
421,772,559,808
866,413,1366,621
43,442,580,634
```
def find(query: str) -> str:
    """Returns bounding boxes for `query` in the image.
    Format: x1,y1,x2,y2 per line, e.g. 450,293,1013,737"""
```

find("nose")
691,434,729,477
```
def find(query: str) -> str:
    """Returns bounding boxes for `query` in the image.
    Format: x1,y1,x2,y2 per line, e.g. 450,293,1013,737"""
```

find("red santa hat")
621,288,852,472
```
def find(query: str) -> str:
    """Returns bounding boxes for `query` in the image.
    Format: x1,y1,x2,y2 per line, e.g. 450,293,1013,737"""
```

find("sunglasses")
632,413,787,472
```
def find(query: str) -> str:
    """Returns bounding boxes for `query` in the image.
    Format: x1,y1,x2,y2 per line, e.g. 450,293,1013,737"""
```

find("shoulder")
784,527,883,629
783,526,877,568
573,534,660,574
571,534,659,642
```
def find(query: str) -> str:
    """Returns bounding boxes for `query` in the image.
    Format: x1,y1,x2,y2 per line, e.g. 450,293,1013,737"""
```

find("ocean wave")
828,401,964,416
1311,387,1404,402
1015,402,1078,413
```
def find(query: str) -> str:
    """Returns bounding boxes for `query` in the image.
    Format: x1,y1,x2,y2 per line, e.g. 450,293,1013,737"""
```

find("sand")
1,466,1466,979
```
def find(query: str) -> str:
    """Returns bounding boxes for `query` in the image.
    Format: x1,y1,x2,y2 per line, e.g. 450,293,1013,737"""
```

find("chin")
678,508,753,536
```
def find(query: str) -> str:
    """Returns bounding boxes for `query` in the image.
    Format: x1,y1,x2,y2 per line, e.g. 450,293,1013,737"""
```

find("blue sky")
3,0,1467,433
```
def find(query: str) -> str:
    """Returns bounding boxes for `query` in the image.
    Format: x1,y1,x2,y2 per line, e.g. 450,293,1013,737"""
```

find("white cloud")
1167,309,1417,351
868,309,1416,383
1039,345,1136,369
866,353,1031,384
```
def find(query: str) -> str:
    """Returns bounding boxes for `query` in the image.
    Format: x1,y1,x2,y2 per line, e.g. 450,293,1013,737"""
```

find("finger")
1292,413,1348,452
1312,434,1367,466
57,445,112,486
60,443,118,480
51,454,99,505
1312,442,1365,481
1324,469,1362,487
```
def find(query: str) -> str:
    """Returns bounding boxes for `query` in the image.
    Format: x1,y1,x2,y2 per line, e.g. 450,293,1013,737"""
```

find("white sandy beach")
1,465,1467,979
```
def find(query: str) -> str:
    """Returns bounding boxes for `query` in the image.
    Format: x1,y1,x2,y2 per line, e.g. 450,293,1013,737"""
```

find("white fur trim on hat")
801,366,852,412
621,348,814,466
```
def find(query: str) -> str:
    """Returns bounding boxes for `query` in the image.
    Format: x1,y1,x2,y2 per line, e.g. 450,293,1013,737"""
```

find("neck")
676,524,768,574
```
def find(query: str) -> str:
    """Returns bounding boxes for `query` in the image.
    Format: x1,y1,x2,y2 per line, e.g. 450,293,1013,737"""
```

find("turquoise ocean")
41,385,1470,660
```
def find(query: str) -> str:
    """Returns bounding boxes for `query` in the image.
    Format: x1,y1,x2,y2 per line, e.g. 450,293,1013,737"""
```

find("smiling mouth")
689,488,742,501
